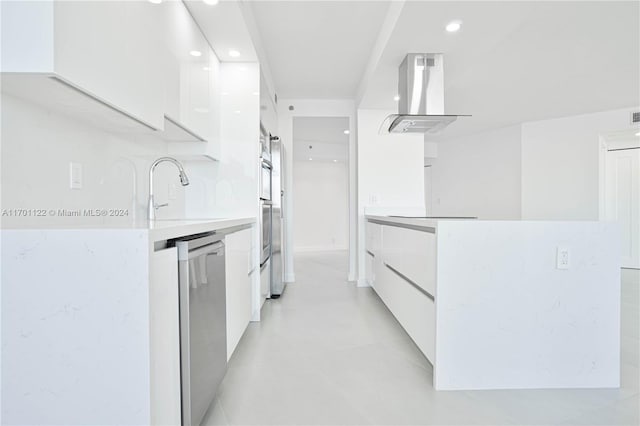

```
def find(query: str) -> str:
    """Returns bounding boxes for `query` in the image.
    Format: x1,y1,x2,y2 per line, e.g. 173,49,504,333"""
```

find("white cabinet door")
260,259,271,304
54,1,164,130
259,72,278,134
378,262,436,365
383,224,437,297
606,148,640,269
225,228,252,360
162,1,217,144
149,247,181,426
365,252,375,287
1,1,165,130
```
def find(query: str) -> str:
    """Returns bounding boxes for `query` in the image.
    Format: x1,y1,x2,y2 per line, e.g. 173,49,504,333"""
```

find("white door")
606,148,640,269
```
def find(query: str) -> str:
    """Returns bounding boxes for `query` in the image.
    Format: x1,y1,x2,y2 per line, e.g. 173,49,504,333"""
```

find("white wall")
277,99,357,282
429,125,522,219
292,160,348,252
357,108,424,285
521,107,638,220
0,93,179,228
1,62,260,226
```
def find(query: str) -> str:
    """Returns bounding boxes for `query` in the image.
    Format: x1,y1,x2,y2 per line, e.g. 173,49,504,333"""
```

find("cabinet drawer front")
377,263,436,364
365,251,374,286
383,224,436,297
365,222,382,254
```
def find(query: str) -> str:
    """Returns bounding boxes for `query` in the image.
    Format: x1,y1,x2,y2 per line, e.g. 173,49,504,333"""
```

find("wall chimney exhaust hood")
380,53,470,134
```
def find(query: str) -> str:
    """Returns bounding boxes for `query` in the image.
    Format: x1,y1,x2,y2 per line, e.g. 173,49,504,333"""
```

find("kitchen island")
365,215,621,391
1,218,255,425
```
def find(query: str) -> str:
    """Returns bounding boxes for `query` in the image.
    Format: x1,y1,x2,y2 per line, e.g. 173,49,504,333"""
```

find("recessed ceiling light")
393,95,400,102
333,159,338,163
635,131,640,136
309,158,313,161
234,110,241,114
446,21,462,32
203,66,210,71
252,91,259,96
343,130,350,135
190,50,202,57
228,50,240,58
148,0,162,4
203,0,218,5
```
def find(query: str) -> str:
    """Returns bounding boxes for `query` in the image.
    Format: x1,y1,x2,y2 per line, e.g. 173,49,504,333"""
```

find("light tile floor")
203,251,640,425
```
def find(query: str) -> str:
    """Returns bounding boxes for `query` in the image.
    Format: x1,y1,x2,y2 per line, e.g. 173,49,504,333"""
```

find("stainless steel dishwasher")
174,233,226,426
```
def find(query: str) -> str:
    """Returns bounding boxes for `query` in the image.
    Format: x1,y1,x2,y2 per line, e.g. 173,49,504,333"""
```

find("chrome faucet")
148,157,190,221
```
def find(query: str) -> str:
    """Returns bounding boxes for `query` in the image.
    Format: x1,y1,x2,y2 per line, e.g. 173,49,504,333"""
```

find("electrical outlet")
70,162,83,189
369,194,380,205
556,246,570,270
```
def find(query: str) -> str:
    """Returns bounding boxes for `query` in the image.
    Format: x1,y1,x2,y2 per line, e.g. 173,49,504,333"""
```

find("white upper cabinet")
259,72,278,135
1,0,165,131
162,1,219,146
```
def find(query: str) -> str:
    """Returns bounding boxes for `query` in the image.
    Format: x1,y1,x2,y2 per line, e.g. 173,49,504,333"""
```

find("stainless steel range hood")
381,53,469,134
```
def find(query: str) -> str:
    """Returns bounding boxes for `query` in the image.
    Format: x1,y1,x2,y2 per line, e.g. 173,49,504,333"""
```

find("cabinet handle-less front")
384,262,435,301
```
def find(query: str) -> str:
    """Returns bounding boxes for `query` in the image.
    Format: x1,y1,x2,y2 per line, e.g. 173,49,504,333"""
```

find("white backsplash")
1,62,261,229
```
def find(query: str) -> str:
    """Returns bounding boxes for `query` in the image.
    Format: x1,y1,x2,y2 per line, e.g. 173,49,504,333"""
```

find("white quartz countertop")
365,215,475,230
2,217,256,242
147,217,255,241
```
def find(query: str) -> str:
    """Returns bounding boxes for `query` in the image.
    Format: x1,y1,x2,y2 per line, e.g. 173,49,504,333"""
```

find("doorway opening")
599,128,640,271
291,117,350,273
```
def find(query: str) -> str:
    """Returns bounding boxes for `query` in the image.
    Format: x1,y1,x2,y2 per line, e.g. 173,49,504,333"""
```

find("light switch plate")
70,162,83,189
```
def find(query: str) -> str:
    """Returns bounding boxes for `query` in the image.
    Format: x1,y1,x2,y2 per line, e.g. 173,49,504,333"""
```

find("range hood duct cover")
381,53,469,134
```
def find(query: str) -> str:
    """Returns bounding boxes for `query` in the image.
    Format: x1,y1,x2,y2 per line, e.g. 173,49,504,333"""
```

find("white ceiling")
359,1,640,139
248,1,391,99
293,117,349,162
190,1,639,140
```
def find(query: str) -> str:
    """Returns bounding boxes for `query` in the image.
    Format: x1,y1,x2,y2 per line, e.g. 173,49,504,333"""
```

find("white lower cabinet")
383,224,437,297
260,259,271,302
365,252,375,286
382,263,436,364
365,222,382,288
225,228,253,361
368,220,437,366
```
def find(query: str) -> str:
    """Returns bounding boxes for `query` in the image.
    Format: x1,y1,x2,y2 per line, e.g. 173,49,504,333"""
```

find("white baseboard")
357,278,370,288
284,272,295,283
250,308,260,322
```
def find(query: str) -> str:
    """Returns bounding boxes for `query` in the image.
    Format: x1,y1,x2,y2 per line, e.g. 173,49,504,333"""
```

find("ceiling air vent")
631,111,640,124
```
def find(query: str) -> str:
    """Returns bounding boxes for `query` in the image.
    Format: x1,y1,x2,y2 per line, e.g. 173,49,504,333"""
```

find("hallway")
203,252,639,425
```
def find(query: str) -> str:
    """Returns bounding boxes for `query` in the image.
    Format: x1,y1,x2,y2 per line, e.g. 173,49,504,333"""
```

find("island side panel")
434,221,621,390
1,229,151,424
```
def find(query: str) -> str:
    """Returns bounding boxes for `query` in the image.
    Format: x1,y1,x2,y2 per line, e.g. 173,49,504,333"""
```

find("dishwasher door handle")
178,241,225,261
